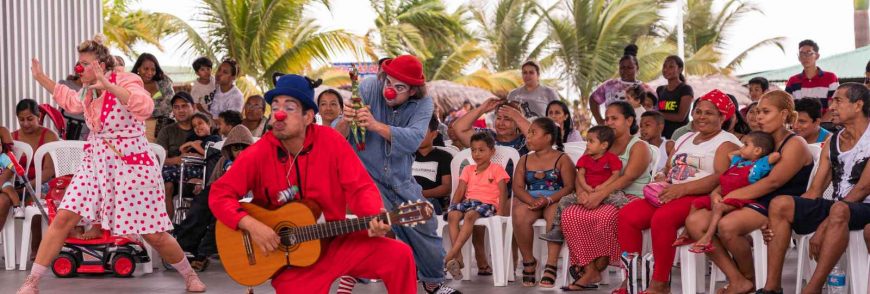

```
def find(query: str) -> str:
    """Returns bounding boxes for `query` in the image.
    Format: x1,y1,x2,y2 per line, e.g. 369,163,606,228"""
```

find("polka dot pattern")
562,203,622,267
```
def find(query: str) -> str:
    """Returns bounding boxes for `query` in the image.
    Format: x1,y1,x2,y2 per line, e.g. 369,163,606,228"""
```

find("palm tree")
180,0,361,93
468,0,553,72
855,0,869,48
102,0,205,58
545,0,664,105
642,0,785,78
366,0,468,61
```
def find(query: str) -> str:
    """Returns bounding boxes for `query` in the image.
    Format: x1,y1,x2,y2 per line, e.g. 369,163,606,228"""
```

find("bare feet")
80,226,103,240
716,278,754,294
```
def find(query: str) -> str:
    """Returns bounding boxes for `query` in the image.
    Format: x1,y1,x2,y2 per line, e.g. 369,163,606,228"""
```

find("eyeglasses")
385,78,409,93
245,103,264,110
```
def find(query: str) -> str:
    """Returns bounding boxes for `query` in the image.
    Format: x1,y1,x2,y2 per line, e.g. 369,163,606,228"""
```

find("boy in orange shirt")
443,133,510,280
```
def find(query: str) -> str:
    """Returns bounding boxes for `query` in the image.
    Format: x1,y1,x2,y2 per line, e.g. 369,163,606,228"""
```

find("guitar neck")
282,213,387,245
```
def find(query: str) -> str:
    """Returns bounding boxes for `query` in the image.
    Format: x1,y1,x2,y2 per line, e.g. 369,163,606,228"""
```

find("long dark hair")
725,94,751,134
664,55,686,83
317,89,344,109
608,101,638,135
546,100,574,143
131,53,166,81
532,117,564,151
17,99,41,116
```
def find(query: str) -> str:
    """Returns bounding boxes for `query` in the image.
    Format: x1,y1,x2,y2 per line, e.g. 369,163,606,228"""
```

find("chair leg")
504,221,515,282
18,211,34,271
847,231,868,294
3,213,16,270
795,235,808,294
680,246,697,294
751,230,768,290
487,218,506,286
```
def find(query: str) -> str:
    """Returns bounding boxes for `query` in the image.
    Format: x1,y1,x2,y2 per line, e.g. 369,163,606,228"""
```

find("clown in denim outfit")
338,55,461,294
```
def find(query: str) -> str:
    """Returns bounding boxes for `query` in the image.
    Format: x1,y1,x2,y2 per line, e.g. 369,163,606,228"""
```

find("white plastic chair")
2,141,33,270
19,140,86,270
141,143,166,274
436,146,519,286
435,146,459,157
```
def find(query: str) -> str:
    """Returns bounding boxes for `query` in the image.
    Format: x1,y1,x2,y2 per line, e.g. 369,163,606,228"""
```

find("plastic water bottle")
826,266,846,294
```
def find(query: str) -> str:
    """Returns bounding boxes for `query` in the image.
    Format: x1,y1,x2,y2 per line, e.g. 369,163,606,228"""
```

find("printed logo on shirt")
659,100,678,111
412,161,439,182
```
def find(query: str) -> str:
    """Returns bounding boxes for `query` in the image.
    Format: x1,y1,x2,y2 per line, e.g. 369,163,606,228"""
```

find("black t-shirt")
412,148,453,207
656,83,694,139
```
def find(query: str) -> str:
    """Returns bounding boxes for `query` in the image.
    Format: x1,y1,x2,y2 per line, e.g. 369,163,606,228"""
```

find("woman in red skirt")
561,101,651,291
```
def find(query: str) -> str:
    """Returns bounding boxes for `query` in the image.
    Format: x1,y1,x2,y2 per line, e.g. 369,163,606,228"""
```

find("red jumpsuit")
209,125,417,293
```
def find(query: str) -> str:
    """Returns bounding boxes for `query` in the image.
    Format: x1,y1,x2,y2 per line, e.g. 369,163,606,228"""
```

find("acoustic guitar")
215,199,433,287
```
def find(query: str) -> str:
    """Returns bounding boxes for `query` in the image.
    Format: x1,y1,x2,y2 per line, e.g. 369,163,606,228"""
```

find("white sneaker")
13,207,24,218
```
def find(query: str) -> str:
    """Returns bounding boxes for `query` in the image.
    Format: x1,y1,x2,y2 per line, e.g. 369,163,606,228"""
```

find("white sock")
171,258,194,277
336,276,357,293
30,263,48,279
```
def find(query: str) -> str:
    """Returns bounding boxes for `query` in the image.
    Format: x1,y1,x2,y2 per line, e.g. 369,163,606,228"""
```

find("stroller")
39,175,150,278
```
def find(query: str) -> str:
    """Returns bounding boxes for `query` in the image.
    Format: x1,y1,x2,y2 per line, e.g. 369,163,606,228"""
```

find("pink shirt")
52,72,153,134
459,163,510,207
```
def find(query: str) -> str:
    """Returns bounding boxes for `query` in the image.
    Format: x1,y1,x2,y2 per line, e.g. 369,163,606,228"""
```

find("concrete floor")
0,250,804,294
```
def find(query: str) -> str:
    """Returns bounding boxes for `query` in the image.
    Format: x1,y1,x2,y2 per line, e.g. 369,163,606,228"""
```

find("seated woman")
684,90,814,294
562,101,651,290
511,117,576,288
241,95,268,137
546,100,582,143
616,89,741,294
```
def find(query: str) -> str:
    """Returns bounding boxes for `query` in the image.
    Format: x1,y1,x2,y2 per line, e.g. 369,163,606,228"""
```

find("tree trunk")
856,10,869,48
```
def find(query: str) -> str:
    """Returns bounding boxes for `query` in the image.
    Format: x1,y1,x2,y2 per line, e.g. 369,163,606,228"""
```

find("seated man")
760,83,870,294
413,114,453,215
157,92,196,219
176,124,254,271
209,74,416,293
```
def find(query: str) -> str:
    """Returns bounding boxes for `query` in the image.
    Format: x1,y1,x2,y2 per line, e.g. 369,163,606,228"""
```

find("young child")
540,126,622,242
688,131,780,253
642,92,658,111
626,84,647,116
206,58,244,118
444,132,509,280
190,57,215,114
215,110,242,138
639,111,675,173
179,113,222,195
180,113,222,157
0,146,23,218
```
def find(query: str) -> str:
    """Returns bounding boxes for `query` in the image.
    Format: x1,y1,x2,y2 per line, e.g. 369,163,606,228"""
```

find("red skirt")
562,203,621,266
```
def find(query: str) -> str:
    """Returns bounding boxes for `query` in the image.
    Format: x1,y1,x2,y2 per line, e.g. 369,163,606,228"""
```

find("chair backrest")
449,146,521,197
564,141,586,150
211,140,225,152
648,143,659,178
34,140,87,199
563,145,585,165
435,146,459,157
12,140,34,177
149,143,166,167
804,143,833,199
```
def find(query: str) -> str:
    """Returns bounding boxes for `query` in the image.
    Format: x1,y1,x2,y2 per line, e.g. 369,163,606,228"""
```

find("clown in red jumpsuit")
209,74,417,293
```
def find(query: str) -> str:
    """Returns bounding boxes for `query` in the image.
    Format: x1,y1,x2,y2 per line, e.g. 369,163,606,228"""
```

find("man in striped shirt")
785,39,840,123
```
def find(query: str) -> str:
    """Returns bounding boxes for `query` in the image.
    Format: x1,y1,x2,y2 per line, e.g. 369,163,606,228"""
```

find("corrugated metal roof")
739,45,870,83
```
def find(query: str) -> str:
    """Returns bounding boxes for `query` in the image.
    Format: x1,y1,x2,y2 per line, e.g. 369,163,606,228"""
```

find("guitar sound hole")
276,225,298,251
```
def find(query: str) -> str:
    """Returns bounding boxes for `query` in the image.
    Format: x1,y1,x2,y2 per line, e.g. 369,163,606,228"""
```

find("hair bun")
91,33,106,45
623,44,638,57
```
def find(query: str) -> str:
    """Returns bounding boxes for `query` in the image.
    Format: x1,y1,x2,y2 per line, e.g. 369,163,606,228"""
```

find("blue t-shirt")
730,155,774,184
817,127,832,144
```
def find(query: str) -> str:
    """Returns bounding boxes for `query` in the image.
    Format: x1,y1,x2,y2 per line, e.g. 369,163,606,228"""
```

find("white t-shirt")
190,76,215,105
667,131,741,184
209,85,244,118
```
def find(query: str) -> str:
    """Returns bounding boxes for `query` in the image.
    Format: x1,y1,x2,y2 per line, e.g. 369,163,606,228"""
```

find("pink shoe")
17,275,39,294
184,273,207,292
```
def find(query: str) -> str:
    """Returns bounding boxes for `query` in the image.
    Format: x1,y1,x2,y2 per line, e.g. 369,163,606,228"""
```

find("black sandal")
521,259,537,287
539,264,558,288
569,264,583,281
754,289,783,294
477,265,492,276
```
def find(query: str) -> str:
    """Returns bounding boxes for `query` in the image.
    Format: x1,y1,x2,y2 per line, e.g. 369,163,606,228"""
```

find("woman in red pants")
615,90,741,294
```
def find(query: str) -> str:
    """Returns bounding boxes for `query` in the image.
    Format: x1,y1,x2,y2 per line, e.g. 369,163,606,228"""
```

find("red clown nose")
74,64,84,74
384,87,397,100
273,110,288,121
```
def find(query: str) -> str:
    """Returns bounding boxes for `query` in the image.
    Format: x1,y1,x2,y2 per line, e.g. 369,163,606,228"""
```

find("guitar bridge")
242,231,255,265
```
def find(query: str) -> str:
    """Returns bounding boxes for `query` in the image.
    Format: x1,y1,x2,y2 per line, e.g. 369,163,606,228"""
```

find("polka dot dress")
562,203,622,267
59,76,172,235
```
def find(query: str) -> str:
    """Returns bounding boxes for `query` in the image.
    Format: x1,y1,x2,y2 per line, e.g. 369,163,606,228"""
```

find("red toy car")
41,175,150,278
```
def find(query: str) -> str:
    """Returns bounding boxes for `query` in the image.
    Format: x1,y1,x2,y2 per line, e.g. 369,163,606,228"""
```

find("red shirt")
785,67,839,113
576,152,622,188
209,125,383,231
